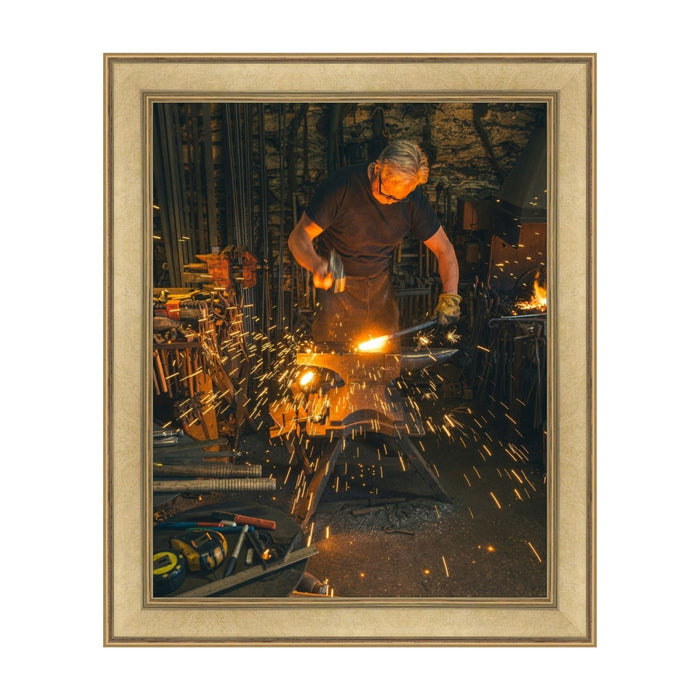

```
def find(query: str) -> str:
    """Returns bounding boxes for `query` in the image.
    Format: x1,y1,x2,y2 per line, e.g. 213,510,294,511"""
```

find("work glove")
432,293,462,326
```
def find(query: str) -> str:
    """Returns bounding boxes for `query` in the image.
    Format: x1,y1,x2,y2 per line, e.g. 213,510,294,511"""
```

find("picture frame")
104,53,595,646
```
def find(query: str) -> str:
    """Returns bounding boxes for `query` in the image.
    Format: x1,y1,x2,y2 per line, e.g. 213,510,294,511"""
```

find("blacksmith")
288,140,461,349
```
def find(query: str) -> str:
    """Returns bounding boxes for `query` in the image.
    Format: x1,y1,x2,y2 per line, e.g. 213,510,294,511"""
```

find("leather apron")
311,271,400,351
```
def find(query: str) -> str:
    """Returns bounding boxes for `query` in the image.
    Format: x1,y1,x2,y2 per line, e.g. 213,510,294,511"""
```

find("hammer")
328,248,345,293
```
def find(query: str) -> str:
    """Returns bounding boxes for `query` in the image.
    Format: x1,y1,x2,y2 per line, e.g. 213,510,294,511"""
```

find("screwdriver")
223,524,248,577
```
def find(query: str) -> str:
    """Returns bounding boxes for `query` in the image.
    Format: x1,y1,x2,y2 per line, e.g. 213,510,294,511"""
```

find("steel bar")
153,453,242,465
171,104,194,266
383,319,437,342
292,438,344,529
290,192,297,326
153,477,277,493
153,105,181,287
488,313,547,327
164,105,186,286
391,434,451,502
189,105,207,255
201,104,218,251
232,104,246,247
258,104,272,348
243,104,255,251
153,464,262,478
222,105,238,249
153,437,230,452
277,105,286,339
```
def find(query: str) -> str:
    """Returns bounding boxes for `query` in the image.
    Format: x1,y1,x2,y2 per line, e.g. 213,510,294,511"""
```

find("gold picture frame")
104,53,595,646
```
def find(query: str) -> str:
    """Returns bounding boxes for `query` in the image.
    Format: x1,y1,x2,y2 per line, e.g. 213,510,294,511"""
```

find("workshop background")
151,101,549,599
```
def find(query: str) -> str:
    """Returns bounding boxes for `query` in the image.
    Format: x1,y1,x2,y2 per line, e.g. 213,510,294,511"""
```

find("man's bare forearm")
424,227,460,295
288,213,332,289
436,252,460,295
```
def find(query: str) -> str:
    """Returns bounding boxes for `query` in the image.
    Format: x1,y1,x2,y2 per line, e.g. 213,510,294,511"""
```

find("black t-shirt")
304,161,441,277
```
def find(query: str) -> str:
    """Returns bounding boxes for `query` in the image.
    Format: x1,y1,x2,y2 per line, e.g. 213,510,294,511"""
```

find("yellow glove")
432,293,462,326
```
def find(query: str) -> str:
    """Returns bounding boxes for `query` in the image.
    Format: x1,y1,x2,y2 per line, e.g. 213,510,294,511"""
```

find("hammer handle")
222,515,277,531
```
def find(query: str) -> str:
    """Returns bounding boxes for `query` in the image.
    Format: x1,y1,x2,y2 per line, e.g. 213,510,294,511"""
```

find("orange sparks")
527,541,543,563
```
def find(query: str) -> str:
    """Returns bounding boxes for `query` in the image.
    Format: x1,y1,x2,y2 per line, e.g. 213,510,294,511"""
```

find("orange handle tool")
221,515,276,531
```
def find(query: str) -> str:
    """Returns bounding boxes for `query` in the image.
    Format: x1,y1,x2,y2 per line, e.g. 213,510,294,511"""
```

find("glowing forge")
356,335,390,353
298,370,315,386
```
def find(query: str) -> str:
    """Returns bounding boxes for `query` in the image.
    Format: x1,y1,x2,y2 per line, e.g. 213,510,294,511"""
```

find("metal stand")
287,430,451,530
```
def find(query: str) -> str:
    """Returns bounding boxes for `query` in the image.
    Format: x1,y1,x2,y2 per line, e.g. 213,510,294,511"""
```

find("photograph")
105,54,594,645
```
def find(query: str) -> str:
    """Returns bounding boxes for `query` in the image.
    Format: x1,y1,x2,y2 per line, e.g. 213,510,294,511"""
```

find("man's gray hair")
378,140,430,185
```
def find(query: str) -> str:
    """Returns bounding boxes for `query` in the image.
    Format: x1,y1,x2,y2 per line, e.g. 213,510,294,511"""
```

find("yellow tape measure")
170,530,228,573
153,551,186,596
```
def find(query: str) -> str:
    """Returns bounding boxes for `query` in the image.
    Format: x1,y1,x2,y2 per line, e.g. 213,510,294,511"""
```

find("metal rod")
153,464,263,478
277,105,286,339
488,313,547,327
384,318,437,341
201,104,218,251
153,477,276,493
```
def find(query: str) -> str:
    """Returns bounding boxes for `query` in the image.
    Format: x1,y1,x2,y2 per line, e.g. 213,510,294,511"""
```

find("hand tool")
383,525,416,536
220,516,276,530
223,524,248,577
155,521,226,528
170,530,228,572
153,551,187,596
245,528,272,568
211,511,277,531
328,248,345,293
155,521,255,533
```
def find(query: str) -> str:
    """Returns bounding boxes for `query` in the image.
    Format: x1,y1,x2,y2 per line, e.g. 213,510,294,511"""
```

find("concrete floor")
154,389,548,599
